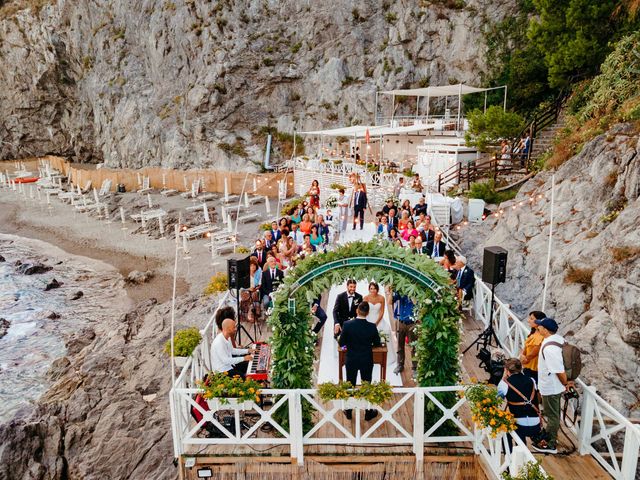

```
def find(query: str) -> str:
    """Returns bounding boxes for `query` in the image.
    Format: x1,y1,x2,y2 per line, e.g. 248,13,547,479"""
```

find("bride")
364,281,387,333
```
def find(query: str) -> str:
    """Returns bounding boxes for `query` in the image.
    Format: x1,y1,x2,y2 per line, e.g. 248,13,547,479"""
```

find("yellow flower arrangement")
197,371,263,405
465,383,516,438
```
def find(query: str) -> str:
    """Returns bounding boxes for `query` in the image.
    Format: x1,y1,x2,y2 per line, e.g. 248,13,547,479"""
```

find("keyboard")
245,342,271,381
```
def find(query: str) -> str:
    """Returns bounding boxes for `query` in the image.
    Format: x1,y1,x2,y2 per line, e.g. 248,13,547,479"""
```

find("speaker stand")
233,285,255,346
463,282,500,355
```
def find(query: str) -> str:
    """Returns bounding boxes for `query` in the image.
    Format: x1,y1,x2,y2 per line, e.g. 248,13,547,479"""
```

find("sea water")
0,259,70,422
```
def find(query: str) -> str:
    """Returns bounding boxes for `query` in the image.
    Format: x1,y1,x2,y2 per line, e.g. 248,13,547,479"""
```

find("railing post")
169,389,183,458
437,173,442,193
413,389,425,467
621,426,640,480
289,392,304,465
577,386,596,455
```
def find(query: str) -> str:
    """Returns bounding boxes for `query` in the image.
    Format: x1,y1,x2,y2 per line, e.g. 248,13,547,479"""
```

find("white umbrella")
224,177,229,203
265,196,271,215
244,192,249,208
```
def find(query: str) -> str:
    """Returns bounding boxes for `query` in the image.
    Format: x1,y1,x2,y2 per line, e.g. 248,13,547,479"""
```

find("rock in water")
44,279,63,291
125,270,155,285
17,263,52,275
0,318,10,339
69,291,83,300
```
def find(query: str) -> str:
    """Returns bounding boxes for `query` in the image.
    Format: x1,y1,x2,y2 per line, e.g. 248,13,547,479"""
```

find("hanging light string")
453,191,548,230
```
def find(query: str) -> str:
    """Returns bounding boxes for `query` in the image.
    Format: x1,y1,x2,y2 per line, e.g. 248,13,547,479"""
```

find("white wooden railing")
434,213,640,480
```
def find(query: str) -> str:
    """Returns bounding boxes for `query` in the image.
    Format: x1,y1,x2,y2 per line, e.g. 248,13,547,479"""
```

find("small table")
338,345,388,382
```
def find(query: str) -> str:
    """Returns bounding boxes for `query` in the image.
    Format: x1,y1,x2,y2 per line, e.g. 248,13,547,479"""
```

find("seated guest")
291,206,304,224
299,214,313,235
398,210,410,232
251,239,268,268
263,230,275,250
382,198,397,215
414,197,428,216
498,358,541,448
388,227,400,243
406,235,417,251
412,236,428,255
260,255,284,310
309,225,325,249
302,234,317,253
400,199,413,216
377,215,389,239
387,208,398,230
427,230,447,258
440,249,458,280
210,318,255,378
289,222,305,246
419,215,436,243
315,215,330,245
270,221,281,242
401,220,419,242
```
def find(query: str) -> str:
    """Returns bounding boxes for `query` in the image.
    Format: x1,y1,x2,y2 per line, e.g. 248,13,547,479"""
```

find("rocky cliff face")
460,123,640,416
0,0,515,169
0,294,210,480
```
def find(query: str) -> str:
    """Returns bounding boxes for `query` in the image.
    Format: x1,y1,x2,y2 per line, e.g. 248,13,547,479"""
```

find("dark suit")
271,229,282,243
260,267,284,301
264,238,275,250
311,297,328,334
251,249,267,268
387,215,398,230
352,190,368,229
426,240,447,258
339,317,381,384
420,228,435,243
332,291,363,329
456,266,475,300
412,246,429,255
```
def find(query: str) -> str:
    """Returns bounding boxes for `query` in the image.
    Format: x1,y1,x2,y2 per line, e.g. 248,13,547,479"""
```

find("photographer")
498,358,541,447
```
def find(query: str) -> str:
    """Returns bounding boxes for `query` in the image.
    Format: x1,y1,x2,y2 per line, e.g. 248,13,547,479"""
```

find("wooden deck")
180,307,612,480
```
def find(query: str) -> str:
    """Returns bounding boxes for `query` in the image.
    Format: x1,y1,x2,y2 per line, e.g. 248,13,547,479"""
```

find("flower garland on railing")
197,371,262,405
318,381,393,405
267,239,461,432
464,383,516,438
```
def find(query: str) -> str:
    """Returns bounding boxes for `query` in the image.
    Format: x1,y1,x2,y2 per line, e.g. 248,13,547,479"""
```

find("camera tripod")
463,282,500,355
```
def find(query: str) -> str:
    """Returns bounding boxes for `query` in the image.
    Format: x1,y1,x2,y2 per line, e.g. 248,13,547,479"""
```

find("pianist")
211,318,255,378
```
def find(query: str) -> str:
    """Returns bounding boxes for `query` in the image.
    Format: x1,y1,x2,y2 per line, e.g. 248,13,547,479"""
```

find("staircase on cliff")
529,112,568,160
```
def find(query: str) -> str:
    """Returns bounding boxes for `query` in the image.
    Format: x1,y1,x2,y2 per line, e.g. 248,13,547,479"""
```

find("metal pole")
374,91,379,126
426,92,430,121
457,84,462,131
391,94,395,123
503,85,508,111
484,91,487,113
541,175,555,311
415,95,420,120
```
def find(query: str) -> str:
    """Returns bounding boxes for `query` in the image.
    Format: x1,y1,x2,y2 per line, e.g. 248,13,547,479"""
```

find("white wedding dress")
366,301,389,335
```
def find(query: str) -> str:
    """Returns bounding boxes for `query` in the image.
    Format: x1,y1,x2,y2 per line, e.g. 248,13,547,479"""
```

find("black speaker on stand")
463,246,508,359
227,255,253,345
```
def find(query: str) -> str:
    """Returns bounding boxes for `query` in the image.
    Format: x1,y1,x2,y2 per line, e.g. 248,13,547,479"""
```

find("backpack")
542,341,582,381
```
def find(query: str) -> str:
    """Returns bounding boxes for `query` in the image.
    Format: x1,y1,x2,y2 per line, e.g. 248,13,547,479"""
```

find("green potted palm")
164,327,202,368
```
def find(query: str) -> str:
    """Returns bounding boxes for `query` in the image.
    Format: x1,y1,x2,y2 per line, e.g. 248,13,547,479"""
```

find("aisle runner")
316,222,403,386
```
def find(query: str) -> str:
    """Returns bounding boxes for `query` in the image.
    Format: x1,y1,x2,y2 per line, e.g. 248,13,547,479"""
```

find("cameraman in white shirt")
210,318,255,379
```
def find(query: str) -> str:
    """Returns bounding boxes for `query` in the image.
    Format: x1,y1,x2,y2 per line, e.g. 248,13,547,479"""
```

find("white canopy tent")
376,83,508,127
298,123,436,138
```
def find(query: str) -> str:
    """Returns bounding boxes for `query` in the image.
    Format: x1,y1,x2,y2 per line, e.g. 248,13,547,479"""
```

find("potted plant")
501,461,553,480
198,371,262,411
164,327,202,367
465,383,516,438
318,381,393,411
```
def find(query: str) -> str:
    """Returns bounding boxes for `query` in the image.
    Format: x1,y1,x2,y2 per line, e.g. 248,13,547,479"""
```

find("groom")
333,279,362,338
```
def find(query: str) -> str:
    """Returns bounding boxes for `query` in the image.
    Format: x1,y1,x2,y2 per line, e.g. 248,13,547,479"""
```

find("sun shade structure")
376,83,508,127
298,123,436,137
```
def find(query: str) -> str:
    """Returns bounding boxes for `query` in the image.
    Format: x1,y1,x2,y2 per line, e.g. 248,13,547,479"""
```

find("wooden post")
621,425,640,480
577,386,595,455
413,389,425,468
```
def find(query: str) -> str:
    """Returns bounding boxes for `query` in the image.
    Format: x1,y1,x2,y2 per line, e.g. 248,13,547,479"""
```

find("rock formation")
459,123,640,416
0,0,516,168
0,294,212,480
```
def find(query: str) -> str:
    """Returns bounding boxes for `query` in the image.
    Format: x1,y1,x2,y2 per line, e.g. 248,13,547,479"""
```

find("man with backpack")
532,317,576,454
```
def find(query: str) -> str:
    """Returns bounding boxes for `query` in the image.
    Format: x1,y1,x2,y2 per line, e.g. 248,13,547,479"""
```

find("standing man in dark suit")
333,279,362,338
455,255,475,306
260,255,284,310
352,184,368,230
339,301,381,420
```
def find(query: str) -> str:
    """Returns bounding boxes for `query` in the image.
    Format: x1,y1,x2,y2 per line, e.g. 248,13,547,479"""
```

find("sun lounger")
237,212,261,224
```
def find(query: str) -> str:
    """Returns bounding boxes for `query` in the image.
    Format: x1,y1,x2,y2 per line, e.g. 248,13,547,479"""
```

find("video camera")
477,347,506,385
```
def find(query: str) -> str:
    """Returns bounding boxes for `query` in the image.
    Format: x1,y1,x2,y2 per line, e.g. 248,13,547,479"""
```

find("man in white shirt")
532,317,568,454
289,223,304,247
210,318,254,378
